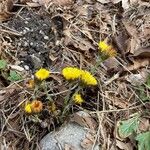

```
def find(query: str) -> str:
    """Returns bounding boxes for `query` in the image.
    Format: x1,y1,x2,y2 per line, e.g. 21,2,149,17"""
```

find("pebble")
40,123,100,150
44,36,49,40
24,65,30,70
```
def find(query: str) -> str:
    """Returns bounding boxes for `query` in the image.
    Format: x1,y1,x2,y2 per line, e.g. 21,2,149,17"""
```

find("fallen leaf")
35,0,73,6
133,47,150,58
102,57,120,73
71,111,97,130
127,59,149,71
0,0,14,21
138,118,149,132
126,69,148,86
116,140,133,150
80,132,95,149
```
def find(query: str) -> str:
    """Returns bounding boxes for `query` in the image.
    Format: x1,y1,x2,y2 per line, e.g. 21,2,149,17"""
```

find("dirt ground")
0,0,150,149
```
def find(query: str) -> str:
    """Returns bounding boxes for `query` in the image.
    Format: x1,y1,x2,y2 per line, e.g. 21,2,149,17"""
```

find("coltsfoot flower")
35,68,50,80
73,93,84,104
24,103,32,114
31,100,43,113
81,70,97,86
98,41,117,57
62,67,82,80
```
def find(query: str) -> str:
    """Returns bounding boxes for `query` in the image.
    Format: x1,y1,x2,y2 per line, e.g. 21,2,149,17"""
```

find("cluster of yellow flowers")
24,66,97,112
25,100,43,114
62,67,97,86
98,41,117,57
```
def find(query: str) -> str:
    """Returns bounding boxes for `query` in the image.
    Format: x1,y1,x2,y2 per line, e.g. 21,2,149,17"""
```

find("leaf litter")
0,0,150,149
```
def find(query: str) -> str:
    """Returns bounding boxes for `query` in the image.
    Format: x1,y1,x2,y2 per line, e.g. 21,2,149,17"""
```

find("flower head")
35,68,50,80
98,41,117,57
81,70,97,86
24,103,32,114
73,93,84,104
62,67,82,80
31,100,43,113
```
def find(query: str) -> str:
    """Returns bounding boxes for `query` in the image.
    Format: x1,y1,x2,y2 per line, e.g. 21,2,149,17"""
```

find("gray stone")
40,123,100,150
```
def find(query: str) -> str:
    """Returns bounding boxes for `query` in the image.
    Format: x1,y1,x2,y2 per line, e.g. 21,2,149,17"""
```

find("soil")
4,8,63,71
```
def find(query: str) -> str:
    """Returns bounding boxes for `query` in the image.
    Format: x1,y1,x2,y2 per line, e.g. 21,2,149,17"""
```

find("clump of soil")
5,8,62,71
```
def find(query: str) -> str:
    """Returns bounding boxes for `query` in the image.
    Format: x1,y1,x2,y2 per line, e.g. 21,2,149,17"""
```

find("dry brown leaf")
102,57,120,72
116,140,133,150
126,69,148,86
130,38,140,54
113,32,130,58
139,118,149,132
0,0,13,21
127,59,149,71
106,93,131,109
122,21,138,39
64,29,94,52
133,47,150,58
34,0,73,6
71,111,97,130
53,0,73,6
80,132,95,149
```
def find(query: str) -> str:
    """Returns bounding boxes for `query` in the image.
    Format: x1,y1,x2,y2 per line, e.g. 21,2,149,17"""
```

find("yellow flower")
62,67,82,80
24,103,32,114
31,100,43,113
35,68,50,80
98,41,117,57
73,93,84,104
81,70,97,86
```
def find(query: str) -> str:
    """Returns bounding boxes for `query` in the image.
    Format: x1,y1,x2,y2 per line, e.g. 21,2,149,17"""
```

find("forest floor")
0,0,150,149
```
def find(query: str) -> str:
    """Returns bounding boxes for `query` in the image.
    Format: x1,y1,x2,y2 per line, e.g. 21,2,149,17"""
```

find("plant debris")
0,0,150,149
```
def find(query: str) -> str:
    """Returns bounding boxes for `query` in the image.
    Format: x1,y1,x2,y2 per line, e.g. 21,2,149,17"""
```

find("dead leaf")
0,0,14,21
122,21,138,39
102,57,120,72
105,93,131,109
126,69,148,86
127,59,149,71
116,140,133,150
80,132,95,149
35,0,73,6
139,118,149,132
133,47,150,58
71,111,97,130
113,32,130,58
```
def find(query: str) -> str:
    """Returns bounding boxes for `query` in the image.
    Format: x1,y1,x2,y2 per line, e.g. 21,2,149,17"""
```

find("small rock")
40,123,100,150
44,36,49,40
24,65,30,70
